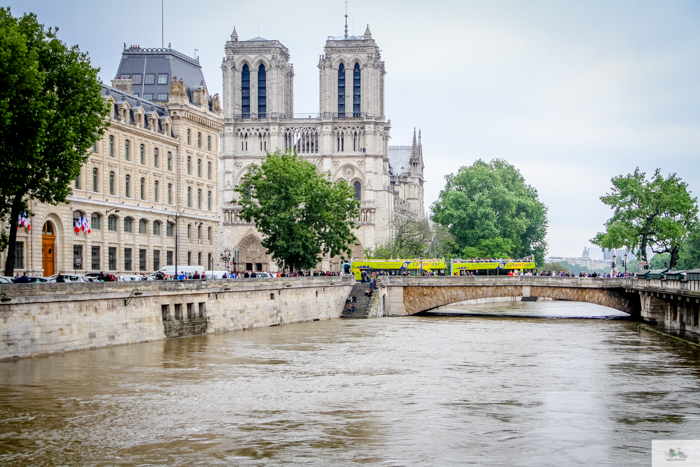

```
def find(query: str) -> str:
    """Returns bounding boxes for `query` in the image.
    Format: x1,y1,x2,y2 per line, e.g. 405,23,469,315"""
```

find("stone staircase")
341,282,374,319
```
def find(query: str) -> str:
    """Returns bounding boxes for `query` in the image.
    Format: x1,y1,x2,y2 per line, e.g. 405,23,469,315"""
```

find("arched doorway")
236,235,271,272
42,221,56,276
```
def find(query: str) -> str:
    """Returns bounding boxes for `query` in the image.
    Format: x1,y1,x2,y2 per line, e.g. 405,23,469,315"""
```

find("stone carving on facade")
357,160,365,168
211,93,222,113
234,162,243,169
333,161,340,169
342,166,356,179
170,77,187,97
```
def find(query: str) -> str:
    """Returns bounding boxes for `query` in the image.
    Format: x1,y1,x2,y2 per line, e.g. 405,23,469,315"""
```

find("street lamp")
612,253,617,276
167,213,179,279
624,252,628,275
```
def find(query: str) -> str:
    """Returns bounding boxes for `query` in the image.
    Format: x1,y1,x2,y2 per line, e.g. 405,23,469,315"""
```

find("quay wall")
0,276,354,360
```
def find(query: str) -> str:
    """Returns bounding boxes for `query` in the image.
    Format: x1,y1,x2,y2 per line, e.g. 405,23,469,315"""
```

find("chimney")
111,78,134,95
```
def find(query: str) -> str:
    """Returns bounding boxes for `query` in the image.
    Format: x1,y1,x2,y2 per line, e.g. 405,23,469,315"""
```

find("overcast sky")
8,0,700,258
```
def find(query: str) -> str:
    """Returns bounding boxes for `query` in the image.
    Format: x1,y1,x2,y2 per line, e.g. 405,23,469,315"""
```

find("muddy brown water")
1,300,700,466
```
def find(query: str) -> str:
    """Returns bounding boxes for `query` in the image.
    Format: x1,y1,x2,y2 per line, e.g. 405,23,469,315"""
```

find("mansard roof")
115,45,207,105
101,84,171,135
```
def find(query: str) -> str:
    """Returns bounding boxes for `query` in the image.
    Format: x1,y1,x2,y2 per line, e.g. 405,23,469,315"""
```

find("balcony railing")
229,111,372,122
222,207,253,225
357,208,376,225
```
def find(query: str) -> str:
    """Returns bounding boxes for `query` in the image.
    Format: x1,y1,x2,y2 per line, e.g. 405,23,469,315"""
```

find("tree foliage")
0,8,109,275
591,168,698,269
679,229,700,270
235,150,360,272
431,159,548,265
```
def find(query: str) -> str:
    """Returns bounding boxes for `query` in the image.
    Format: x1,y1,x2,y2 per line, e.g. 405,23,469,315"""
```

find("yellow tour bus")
348,258,447,280
451,257,536,276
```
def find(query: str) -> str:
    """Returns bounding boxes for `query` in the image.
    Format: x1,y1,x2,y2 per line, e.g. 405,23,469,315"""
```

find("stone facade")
388,129,425,215
219,26,424,271
0,276,354,360
0,46,223,277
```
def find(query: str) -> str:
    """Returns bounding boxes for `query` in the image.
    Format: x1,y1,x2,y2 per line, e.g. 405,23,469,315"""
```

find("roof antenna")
344,0,348,39
161,0,164,48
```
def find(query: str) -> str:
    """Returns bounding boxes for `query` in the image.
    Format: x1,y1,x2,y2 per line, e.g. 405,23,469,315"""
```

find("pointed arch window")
353,63,361,117
241,64,250,118
354,181,362,201
338,63,346,117
258,64,266,118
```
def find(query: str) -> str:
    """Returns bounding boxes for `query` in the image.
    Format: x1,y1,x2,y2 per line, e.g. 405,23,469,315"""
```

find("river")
1,300,700,466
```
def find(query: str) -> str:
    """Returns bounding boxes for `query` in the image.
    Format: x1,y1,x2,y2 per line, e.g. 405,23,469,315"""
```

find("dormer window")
157,93,168,101
157,74,168,85
144,94,153,101
132,74,142,85
145,74,155,85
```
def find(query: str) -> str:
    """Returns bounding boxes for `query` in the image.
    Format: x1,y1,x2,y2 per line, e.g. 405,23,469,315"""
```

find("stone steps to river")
341,282,375,319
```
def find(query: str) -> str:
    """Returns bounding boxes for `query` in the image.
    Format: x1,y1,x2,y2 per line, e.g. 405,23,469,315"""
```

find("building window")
167,222,174,237
109,171,115,195
187,187,192,207
207,135,211,151
338,63,345,117
73,244,83,270
197,159,202,177
140,144,145,164
241,64,250,118
157,93,168,101
187,224,191,238
207,253,212,270
124,248,132,271
167,152,172,170
93,141,98,153
132,74,142,85
258,64,266,118
91,213,101,230
187,251,192,266
109,135,114,157
153,220,161,235
75,172,80,189
354,181,361,201
14,241,23,269
139,219,147,234
144,94,153,101
198,132,201,148
139,249,147,271
145,74,155,85
198,225,202,240
168,183,172,204
153,250,160,271
154,148,159,167
207,161,212,180
124,217,133,233
207,191,212,211
125,140,130,160
125,175,130,197
166,250,173,266
154,181,159,202
157,74,168,85
108,247,117,270
140,177,145,200
208,226,212,240
91,168,98,192
187,129,191,145
91,246,100,270
198,252,202,267
187,156,191,174
108,215,117,231
353,63,361,116
197,189,202,209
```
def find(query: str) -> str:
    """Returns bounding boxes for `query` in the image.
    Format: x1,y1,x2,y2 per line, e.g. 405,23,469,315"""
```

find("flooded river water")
2,300,700,466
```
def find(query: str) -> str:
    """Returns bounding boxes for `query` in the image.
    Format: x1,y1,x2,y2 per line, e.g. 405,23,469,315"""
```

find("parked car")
0,276,12,284
27,276,51,283
255,272,272,279
119,275,143,281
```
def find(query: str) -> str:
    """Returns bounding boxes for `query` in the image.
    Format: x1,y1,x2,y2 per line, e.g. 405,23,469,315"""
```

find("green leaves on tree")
591,168,698,269
234,150,360,272
0,8,109,276
431,159,548,265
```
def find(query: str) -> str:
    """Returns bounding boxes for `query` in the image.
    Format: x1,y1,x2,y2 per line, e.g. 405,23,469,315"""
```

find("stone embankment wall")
0,277,354,360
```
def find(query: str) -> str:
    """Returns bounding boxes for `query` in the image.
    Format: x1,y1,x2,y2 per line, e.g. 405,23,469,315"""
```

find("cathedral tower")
318,25,385,118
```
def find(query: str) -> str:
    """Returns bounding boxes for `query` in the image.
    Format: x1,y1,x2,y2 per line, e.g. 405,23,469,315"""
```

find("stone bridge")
372,277,700,335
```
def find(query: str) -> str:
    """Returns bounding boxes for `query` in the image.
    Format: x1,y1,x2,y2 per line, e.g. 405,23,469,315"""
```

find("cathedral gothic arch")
236,233,271,270
332,163,363,184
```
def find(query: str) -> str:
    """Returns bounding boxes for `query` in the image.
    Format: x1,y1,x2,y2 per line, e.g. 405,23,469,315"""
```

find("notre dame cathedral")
219,25,425,271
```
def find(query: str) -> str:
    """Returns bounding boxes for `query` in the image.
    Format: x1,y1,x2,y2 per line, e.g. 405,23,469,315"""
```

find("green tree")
679,229,700,270
592,168,698,269
0,9,109,276
542,262,568,273
235,150,360,272
431,159,548,265
650,253,671,269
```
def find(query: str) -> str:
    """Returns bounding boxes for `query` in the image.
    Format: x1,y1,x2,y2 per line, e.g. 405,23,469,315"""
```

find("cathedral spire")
364,24,372,40
412,127,417,146
231,27,238,42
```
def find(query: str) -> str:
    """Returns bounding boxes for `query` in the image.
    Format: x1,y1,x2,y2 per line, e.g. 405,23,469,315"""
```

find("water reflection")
1,301,700,466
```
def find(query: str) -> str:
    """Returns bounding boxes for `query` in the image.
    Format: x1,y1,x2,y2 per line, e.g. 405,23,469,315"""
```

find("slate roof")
388,146,412,176
244,36,269,41
115,46,207,105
